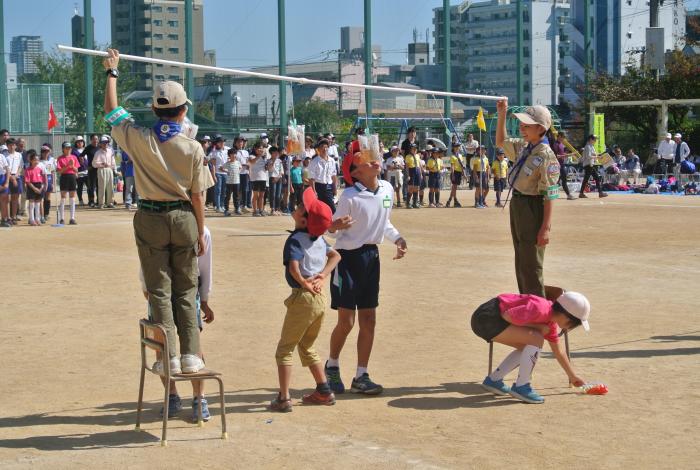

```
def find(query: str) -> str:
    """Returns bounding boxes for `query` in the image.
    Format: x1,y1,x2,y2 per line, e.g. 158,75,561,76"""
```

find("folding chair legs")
216,377,228,440
135,365,145,432
161,379,171,446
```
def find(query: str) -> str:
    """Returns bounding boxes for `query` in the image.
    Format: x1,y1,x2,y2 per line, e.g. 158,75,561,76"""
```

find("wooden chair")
488,286,571,375
135,319,227,446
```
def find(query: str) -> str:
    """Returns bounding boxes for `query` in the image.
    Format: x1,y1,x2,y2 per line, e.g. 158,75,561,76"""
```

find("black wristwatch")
106,68,119,78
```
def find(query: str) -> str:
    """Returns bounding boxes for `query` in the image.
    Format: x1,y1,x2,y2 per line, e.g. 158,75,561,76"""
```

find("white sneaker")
152,357,182,375
181,354,205,373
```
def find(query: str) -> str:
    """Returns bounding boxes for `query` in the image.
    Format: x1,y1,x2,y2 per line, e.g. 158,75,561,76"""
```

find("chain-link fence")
6,84,65,134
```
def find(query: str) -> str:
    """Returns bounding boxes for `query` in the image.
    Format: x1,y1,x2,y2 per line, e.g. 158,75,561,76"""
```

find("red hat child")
342,152,359,186
302,187,333,237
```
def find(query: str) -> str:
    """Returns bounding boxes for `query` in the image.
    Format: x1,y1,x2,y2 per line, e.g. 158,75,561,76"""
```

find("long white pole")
58,44,506,102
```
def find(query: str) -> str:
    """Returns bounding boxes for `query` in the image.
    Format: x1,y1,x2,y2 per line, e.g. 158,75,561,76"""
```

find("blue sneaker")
481,376,511,396
350,373,383,395
191,397,211,423
325,361,345,394
509,383,545,404
160,394,183,418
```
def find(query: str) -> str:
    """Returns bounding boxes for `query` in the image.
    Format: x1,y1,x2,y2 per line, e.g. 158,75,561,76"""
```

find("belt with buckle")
138,200,191,212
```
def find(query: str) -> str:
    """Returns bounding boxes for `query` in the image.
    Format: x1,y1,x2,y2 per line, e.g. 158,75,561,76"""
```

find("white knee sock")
489,350,521,381
70,197,76,220
34,202,41,221
28,202,35,223
515,345,540,387
59,198,66,221
326,358,339,368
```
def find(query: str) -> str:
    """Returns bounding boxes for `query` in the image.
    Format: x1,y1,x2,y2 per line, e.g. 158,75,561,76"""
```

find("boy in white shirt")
4,138,23,223
324,151,408,395
384,145,404,207
0,151,9,227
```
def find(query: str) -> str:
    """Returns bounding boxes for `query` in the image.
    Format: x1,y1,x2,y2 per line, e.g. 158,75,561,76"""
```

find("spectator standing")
249,141,269,217
550,132,575,200
56,141,79,224
492,148,508,207
0,149,9,227
269,146,284,215
223,148,242,216
4,138,23,222
72,136,89,205
121,151,138,209
93,135,117,208
657,133,676,176
385,145,404,208
210,135,229,212
288,157,304,211
39,144,56,223
82,134,100,207
307,139,338,213
579,135,607,198
673,133,691,180
446,142,465,208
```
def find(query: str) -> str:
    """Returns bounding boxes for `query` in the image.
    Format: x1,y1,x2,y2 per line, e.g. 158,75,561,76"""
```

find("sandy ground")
1,190,699,470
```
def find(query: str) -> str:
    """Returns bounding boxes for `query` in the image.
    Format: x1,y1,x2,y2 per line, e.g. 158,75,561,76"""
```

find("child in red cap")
324,151,408,395
271,187,342,412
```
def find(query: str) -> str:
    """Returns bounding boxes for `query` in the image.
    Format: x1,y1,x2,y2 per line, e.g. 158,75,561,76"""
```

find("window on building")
168,20,179,27
167,6,178,13
524,30,530,40
152,5,162,12
169,75,179,80
419,58,425,63
142,45,151,52
216,104,224,116
168,47,179,54
153,33,163,39
523,47,530,57
142,32,151,38
155,63,163,68
155,74,165,80
115,12,128,19
250,103,259,115
154,47,163,53
168,34,179,40
153,19,162,26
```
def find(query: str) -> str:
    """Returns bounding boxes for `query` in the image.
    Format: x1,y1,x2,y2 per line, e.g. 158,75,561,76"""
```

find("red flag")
47,103,58,130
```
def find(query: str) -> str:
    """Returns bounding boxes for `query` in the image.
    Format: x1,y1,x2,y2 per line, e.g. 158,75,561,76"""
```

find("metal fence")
6,84,66,134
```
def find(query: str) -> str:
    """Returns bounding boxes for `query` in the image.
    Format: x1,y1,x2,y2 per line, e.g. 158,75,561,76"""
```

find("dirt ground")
1,190,699,469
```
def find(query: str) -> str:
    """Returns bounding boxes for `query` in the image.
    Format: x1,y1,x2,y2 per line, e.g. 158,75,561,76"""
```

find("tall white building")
433,0,571,107
561,0,686,104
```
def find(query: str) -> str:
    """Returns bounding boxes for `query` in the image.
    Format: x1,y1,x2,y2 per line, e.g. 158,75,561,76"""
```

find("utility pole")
584,0,592,135
516,0,523,106
278,0,287,145
443,0,451,119
84,0,94,133
0,2,7,128
650,0,660,27
364,0,372,122
185,0,194,120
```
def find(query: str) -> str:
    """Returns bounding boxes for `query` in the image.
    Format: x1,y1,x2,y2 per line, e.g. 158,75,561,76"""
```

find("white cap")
666,133,672,139
74,135,85,142
425,145,434,151
100,134,111,143
674,133,682,138
557,291,591,331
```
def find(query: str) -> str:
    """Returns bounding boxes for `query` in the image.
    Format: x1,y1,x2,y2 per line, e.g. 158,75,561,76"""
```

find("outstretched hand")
329,215,353,232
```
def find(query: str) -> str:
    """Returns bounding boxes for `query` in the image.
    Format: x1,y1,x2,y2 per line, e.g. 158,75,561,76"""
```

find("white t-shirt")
250,155,269,182
40,157,56,174
464,140,479,156
236,149,250,175
331,180,401,251
210,146,230,174
327,144,339,159
385,156,405,178
269,158,284,179
5,152,22,175
308,156,337,184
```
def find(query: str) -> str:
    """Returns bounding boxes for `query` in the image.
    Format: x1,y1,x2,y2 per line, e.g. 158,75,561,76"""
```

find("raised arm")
496,98,508,148
103,49,119,114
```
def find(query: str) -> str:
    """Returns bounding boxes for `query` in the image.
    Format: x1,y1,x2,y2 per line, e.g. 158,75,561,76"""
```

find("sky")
3,0,441,69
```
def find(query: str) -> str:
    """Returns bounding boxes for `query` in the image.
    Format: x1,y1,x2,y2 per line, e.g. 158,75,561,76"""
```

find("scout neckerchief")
152,120,182,143
502,137,549,209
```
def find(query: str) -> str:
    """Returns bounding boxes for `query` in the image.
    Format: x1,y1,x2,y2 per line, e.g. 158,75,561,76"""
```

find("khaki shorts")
275,289,326,366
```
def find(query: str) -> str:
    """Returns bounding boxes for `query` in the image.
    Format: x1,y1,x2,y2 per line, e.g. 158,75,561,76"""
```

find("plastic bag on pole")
356,134,382,164
181,117,199,140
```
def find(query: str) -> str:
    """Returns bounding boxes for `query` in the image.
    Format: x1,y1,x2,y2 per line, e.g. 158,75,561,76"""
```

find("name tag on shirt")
382,196,391,208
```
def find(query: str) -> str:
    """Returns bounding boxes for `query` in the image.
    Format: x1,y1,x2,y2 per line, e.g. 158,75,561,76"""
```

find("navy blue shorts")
407,168,421,186
451,172,463,185
331,244,380,310
428,173,441,189
0,174,7,195
473,173,489,188
494,178,506,192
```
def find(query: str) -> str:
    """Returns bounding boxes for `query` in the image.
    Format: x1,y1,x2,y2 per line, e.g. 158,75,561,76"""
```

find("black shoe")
454,201,462,208
350,373,383,395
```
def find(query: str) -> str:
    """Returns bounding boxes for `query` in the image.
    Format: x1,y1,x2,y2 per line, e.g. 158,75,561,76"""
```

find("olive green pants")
134,207,200,357
509,194,546,298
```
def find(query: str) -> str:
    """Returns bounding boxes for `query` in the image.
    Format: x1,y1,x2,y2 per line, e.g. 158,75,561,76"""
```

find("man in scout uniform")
446,142,465,208
495,100,559,298
102,49,213,374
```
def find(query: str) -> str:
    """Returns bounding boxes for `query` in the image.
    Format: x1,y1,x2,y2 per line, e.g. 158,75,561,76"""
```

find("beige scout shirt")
111,121,214,202
502,137,560,200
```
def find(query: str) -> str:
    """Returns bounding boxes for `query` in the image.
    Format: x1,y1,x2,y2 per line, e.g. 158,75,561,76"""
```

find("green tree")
292,99,343,135
25,49,137,133
586,51,700,154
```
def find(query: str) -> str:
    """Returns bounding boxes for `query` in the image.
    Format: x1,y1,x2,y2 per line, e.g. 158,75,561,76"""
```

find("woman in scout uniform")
446,143,465,208
404,143,421,209
495,100,560,298
427,147,444,207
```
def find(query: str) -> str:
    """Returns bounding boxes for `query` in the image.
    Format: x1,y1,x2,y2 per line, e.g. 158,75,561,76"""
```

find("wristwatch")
106,68,119,78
